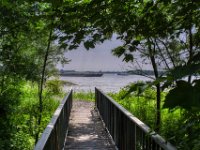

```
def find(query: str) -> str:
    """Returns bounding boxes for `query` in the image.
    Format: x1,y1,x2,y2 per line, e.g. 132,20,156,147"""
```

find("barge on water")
60,70,103,77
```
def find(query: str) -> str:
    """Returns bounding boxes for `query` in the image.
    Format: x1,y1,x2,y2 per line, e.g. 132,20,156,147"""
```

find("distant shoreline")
59,69,166,76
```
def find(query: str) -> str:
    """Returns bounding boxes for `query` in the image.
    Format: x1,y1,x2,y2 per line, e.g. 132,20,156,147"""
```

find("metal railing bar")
34,90,72,150
95,88,176,150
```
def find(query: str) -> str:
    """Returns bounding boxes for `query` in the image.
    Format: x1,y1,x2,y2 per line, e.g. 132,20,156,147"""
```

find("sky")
58,38,125,71
57,36,151,71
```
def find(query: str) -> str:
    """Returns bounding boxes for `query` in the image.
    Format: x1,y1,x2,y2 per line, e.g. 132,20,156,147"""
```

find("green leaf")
164,80,200,110
68,44,79,50
123,53,134,62
151,77,167,85
189,52,200,64
122,82,148,99
59,36,69,43
112,46,126,57
83,41,95,50
131,40,140,46
59,44,68,50
166,63,200,82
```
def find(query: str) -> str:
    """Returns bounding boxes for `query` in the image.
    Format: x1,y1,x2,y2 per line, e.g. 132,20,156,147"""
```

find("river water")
60,74,152,93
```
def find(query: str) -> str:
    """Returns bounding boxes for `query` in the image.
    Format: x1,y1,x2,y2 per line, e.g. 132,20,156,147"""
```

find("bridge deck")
65,101,116,150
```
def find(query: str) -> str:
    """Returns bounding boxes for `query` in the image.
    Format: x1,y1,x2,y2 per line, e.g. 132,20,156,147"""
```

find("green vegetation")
0,81,62,150
73,91,95,102
1,1,69,148
108,83,200,150
1,0,200,149
55,0,200,135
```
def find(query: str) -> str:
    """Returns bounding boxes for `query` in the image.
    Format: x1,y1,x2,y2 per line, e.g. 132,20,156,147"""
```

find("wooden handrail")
95,88,176,150
34,90,72,150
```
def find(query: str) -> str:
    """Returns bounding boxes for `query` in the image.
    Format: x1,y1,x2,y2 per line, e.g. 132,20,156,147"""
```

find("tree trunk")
148,38,161,132
155,83,161,132
188,28,193,83
35,29,53,143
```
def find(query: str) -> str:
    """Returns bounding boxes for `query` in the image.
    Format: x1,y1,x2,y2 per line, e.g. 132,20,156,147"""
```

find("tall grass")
9,80,65,150
73,90,95,102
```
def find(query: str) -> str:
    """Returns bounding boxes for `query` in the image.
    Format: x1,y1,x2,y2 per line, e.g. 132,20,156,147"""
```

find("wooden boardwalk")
35,90,176,150
65,101,116,150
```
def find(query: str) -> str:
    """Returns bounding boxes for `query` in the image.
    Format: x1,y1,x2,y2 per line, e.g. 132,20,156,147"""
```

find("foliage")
109,85,159,128
0,0,68,147
1,0,200,149
46,79,67,95
0,79,22,150
56,0,200,112
0,81,60,149
73,91,95,102
10,82,59,150
164,80,200,110
59,0,200,137
109,86,200,149
121,81,149,99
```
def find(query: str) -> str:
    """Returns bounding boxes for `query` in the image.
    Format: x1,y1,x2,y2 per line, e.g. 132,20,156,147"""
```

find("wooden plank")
64,101,116,150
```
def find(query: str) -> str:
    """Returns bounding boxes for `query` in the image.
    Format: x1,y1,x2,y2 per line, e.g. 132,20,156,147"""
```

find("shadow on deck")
65,101,116,149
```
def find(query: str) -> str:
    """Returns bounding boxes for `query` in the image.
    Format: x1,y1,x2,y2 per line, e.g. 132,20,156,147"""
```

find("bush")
0,82,61,150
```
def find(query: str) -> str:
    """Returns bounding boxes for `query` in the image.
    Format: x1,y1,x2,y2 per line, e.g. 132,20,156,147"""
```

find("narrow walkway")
65,101,116,150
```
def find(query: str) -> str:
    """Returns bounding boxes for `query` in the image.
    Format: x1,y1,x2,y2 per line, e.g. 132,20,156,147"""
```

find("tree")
1,0,199,148
0,0,70,148
42,0,200,148
56,4,200,148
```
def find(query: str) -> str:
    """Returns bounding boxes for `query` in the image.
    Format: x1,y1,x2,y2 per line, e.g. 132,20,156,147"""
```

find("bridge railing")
34,90,72,150
95,88,176,150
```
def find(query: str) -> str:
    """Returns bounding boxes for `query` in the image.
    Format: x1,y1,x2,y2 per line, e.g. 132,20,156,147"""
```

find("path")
65,100,116,150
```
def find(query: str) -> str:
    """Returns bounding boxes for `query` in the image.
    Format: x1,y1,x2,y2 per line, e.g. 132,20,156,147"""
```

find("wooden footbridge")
34,88,176,150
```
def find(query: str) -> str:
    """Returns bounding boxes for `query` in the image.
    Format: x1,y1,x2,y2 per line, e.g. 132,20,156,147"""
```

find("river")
60,74,152,93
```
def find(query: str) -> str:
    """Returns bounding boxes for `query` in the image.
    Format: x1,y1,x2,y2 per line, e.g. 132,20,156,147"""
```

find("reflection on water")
60,74,152,93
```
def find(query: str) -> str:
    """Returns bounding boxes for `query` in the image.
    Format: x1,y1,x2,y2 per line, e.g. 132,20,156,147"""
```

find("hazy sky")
58,38,127,71
58,37,151,71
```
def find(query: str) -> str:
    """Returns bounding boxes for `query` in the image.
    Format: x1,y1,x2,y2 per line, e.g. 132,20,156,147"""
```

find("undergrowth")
2,79,64,150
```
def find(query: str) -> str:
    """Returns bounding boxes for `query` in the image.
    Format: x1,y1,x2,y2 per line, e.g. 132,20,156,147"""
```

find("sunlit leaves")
35,20,46,30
